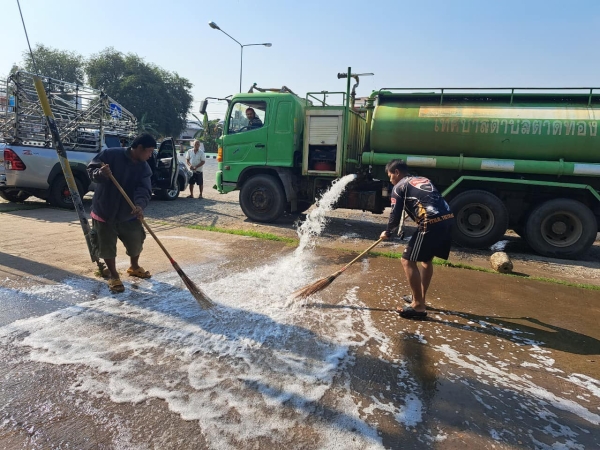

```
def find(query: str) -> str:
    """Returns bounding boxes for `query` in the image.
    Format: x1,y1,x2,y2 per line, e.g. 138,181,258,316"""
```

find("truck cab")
216,93,302,191
211,89,374,222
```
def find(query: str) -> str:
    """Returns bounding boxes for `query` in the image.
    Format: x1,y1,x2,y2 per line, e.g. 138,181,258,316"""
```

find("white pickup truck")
0,137,185,207
0,71,185,207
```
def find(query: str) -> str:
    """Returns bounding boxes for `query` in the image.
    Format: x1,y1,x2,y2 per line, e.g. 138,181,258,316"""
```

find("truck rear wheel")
525,198,597,259
49,176,85,209
449,190,509,249
0,189,31,203
240,174,286,223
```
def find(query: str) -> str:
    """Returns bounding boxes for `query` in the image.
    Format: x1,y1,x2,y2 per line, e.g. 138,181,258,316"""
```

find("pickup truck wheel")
240,174,286,223
449,190,509,249
49,176,85,209
0,189,31,203
525,199,597,259
156,182,181,201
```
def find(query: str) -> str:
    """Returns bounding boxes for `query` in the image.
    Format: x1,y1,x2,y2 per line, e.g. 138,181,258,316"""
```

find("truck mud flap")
274,168,297,203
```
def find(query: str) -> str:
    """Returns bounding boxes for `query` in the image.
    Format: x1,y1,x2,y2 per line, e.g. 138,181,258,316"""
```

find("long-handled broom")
102,164,214,308
292,238,384,299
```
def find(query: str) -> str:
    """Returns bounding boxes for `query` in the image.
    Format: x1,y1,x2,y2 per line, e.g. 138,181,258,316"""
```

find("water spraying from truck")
295,174,357,255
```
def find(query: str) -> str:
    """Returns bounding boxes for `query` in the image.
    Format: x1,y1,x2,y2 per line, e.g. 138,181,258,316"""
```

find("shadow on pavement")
426,307,600,356
0,251,81,282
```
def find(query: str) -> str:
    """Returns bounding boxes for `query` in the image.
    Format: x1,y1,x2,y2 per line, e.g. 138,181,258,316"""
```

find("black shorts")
403,219,454,262
189,172,203,186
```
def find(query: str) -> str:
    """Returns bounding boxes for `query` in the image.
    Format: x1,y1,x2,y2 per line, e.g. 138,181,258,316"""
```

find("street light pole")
209,21,272,93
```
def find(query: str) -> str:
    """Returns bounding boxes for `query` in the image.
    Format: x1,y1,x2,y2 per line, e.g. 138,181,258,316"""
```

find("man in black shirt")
87,133,155,293
380,159,454,320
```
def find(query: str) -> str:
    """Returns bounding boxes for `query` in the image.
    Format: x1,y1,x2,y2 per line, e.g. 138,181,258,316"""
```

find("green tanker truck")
202,68,600,259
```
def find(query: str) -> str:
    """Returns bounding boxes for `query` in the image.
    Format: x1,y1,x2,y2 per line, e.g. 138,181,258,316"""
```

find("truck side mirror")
199,99,208,115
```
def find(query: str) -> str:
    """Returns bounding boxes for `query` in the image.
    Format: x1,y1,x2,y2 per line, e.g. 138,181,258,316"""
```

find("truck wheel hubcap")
468,214,482,226
541,212,581,247
251,188,270,211
457,203,494,238
551,221,567,235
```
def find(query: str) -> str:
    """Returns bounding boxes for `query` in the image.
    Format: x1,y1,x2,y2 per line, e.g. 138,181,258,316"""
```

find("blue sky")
2,0,599,119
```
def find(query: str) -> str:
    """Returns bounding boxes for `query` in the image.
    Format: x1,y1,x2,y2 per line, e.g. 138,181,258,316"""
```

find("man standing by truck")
380,159,454,320
87,133,155,293
185,139,206,199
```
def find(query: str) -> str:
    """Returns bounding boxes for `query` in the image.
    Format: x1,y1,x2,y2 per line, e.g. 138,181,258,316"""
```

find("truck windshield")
228,101,266,134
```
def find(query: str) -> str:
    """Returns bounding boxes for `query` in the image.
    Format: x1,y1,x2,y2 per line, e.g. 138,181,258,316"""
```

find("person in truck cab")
245,108,263,129
87,133,156,293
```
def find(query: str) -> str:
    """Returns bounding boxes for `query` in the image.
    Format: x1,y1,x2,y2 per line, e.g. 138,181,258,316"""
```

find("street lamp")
208,21,272,93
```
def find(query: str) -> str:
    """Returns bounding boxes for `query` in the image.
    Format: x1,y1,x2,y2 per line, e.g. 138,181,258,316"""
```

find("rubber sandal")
398,306,427,320
108,278,125,293
127,267,152,279
402,294,413,304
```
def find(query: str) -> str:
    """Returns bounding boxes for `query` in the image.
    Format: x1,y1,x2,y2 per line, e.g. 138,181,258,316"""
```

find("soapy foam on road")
0,270,392,448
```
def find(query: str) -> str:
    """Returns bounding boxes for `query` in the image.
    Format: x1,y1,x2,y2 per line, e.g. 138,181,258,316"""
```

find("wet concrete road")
0,209,599,449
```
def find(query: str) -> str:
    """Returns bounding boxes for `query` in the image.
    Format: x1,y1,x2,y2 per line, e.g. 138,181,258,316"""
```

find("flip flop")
108,278,125,293
402,294,413,304
127,267,152,279
398,306,427,320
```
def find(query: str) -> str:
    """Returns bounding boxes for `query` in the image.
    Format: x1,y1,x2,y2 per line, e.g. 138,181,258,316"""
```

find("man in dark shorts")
87,133,155,293
185,139,206,198
379,159,454,320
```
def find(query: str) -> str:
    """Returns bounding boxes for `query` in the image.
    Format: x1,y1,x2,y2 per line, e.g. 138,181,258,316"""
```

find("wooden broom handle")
339,238,383,273
101,164,174,262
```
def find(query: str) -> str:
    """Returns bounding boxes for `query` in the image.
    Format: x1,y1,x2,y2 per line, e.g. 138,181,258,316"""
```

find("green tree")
137,112,159,135
85,48,193,138
22,44,84,84
192,114,222,153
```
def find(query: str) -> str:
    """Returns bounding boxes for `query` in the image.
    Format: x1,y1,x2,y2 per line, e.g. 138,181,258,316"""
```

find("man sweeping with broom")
87,133,155,293
380,159,454,320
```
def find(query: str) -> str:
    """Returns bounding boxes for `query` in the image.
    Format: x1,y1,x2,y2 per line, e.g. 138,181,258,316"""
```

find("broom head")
292,271,342,299
172,261,214,309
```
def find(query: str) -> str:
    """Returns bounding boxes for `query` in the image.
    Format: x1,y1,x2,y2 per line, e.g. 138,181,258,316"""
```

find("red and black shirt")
386,176,453,235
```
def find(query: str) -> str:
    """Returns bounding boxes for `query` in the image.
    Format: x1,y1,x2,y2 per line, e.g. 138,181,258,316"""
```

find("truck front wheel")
525,198,597,259
449,190,509,249
239,174,286,223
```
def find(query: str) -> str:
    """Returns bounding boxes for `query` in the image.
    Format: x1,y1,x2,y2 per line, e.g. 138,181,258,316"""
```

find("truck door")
153,138,177,190
222,100,269,181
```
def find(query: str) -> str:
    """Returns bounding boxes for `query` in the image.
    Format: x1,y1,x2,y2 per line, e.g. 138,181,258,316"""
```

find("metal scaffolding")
0,71,137,150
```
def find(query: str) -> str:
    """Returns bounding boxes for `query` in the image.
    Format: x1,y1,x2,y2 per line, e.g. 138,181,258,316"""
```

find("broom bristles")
172,261,214,309
292,274,338,299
